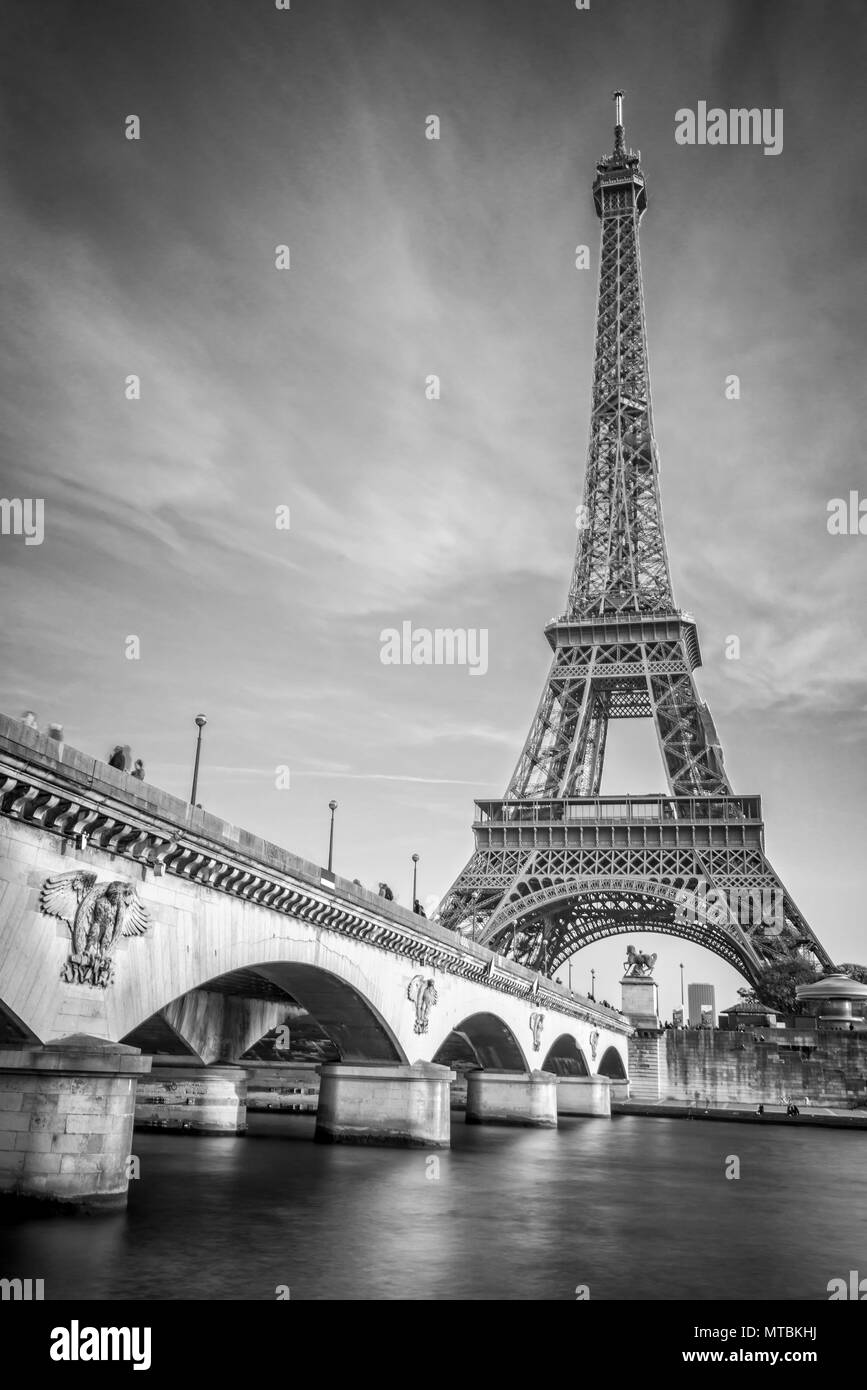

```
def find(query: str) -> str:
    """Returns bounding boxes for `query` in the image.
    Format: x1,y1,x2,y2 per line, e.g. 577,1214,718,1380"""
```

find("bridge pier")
556,1075,611,1117
135,1064,247,1135
465,1069,559,1128
0,1034,150,1211
315,1062,454,1147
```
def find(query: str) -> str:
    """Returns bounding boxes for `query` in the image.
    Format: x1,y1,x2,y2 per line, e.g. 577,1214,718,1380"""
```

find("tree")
752,960,821,1016
838,963,867,984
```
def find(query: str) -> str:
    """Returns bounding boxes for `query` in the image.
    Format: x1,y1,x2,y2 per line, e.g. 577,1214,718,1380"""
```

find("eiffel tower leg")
561,683,609,797
649,666,730,796
505,667,589,797
579,698,608,796
698,847,836,974
436,847,536,937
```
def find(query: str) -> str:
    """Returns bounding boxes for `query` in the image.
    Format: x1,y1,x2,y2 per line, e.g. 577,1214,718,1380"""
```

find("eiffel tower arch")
437,94,835,990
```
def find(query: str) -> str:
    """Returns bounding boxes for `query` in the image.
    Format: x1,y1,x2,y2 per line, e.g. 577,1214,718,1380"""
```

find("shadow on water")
2,1113,864,1299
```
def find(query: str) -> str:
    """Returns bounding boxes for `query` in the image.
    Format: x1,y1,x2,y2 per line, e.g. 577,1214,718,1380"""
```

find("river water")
3,1114,864,1301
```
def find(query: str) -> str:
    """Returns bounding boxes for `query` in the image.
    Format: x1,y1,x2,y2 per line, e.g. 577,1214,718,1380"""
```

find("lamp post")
568,958,572,993
190,714,207,805
591,968,596,1000
411,853,420,910
327,800,338,873
680,962,685,1006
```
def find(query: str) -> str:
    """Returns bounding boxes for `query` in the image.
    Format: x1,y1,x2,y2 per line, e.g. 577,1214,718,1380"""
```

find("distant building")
672,1006,684,1029
718,1002,776,1031
688,983,716,1028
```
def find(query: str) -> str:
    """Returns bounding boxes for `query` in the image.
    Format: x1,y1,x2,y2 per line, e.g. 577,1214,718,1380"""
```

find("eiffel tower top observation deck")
435,95,835,985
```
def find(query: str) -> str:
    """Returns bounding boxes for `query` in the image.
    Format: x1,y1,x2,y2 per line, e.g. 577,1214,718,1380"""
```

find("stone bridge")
0,716,630,1209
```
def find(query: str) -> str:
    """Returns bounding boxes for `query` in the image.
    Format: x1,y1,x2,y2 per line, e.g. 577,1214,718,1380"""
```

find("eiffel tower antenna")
437,97,835,987
613,88,625,154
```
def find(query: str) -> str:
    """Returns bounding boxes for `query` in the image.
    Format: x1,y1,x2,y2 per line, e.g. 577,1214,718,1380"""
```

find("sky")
0,0,865,1020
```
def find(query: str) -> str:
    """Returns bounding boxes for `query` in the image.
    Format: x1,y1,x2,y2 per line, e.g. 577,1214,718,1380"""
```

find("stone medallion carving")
529,1011,545,1051
407,975,438,1035
40,870,152,988
589,1027,600,1062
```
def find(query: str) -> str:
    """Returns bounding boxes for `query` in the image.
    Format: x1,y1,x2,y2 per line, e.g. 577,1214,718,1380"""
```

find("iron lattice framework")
436,96,835,989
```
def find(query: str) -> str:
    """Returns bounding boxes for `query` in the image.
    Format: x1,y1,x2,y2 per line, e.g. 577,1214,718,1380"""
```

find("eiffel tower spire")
436,98,835,988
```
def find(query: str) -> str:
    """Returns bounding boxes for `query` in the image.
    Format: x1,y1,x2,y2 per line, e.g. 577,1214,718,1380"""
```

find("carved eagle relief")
407,975,438,1035
40,870,152,988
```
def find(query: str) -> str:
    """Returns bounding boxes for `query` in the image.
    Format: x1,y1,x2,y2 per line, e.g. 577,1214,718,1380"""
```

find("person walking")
131,760,145,781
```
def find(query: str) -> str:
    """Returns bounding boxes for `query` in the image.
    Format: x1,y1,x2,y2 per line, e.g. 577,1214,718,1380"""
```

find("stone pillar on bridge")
134,1064,248,1135
620,974,660,1032
556,1075,612,1117
465,1069,559,1127
315,1061,454,1147
0,1034,151,1211
621,972,662,1102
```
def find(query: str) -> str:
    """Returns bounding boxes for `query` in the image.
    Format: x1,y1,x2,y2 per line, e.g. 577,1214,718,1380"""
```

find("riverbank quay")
613,1099,867,1129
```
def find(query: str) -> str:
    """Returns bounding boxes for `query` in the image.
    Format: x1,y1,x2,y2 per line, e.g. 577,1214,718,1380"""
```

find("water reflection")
1,1115,863,1300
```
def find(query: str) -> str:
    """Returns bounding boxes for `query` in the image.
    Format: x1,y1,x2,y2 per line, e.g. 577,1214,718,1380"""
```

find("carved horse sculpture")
623,943,657,977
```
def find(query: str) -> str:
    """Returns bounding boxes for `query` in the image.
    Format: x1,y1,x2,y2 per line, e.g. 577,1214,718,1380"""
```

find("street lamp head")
328,800,338,812
411,853,420,864
194,715,207,729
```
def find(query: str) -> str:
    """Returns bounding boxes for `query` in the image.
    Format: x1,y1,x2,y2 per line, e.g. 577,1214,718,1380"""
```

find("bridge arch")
431,1011,527,1071
117,956,409,1065
597,1045,627,1080
541,1032,590,1077
480,879,764,982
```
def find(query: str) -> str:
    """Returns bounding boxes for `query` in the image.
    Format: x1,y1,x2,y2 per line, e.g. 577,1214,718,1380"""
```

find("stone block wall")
0,1036,149,1208
627,1034,664,1100
627,1030,867,1107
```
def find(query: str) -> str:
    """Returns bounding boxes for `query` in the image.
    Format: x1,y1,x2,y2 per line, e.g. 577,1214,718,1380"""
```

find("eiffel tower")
437,94,835,989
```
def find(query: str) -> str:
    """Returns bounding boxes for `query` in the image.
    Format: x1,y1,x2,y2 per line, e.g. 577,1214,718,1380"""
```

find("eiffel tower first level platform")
435,95,836,988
